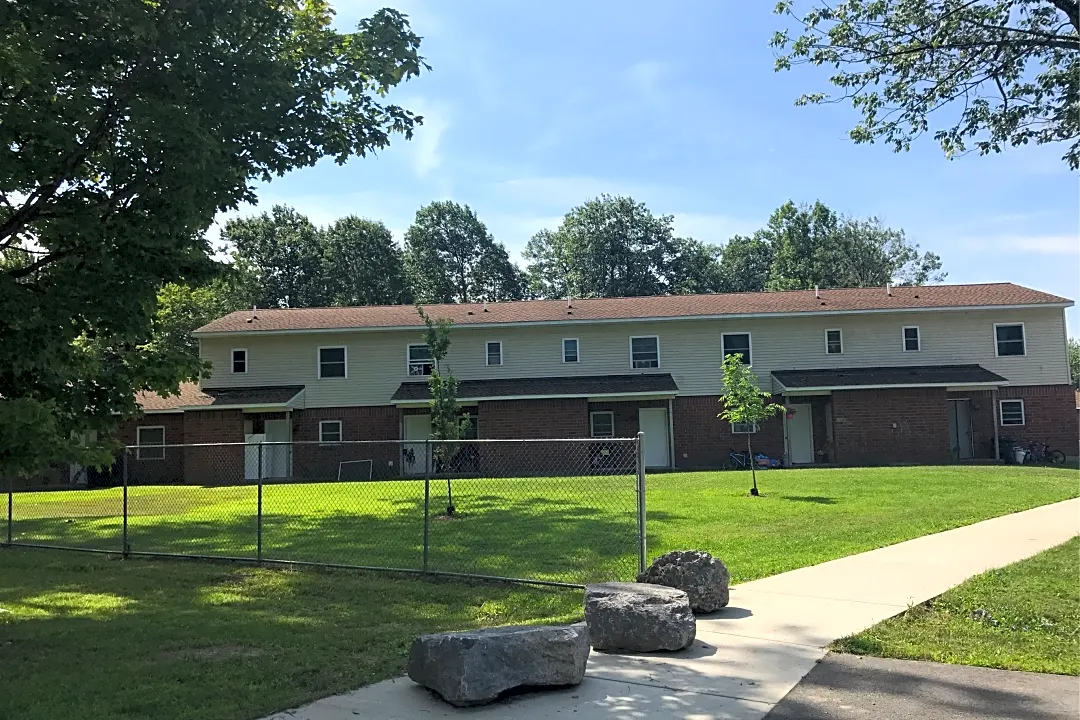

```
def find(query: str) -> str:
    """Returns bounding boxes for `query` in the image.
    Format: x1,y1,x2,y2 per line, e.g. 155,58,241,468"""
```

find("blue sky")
222,0,1080,333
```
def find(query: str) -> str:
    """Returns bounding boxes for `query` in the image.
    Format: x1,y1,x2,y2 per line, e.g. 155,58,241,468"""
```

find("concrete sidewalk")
263,498,1080,720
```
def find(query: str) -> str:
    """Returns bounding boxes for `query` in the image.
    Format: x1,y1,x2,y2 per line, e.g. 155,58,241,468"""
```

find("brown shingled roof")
136,382,210,412
195,283,1072,335
136,383,305,412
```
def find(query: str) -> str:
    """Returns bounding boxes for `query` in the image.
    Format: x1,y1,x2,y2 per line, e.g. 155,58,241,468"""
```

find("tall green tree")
772,0,1080,169
666,238,726,295
324,216,412,306
0,1,426,475
404,201,523,303
226,206,329,308
1068,337,1080,388
717,234,776,293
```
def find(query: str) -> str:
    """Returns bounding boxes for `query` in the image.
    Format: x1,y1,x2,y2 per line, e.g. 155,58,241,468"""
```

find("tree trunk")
748,431,759,496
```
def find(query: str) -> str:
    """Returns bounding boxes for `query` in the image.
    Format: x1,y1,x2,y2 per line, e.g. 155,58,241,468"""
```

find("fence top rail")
124,437,641,450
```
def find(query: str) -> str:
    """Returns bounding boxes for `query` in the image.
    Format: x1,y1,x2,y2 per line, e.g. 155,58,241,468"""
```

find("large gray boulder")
638,549,730,613
584,582,696,653
406,623,589,707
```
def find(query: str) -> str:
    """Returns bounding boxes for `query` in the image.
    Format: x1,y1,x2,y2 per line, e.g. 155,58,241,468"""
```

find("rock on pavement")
584,582,696,652
638,549,730,613
406,623,590,707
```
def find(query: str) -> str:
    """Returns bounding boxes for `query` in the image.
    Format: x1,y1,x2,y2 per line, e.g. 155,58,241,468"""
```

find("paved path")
767,653,1080,720
263,498,1080,720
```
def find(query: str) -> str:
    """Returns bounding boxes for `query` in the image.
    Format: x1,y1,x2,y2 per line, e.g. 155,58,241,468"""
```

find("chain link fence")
3,436,646,586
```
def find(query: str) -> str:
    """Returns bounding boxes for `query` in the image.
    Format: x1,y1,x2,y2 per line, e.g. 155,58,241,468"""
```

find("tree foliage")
0,1,426,475
772,0,1080,168
227,206,330,308
718,354,786,496
324,216,412,306
1068,337,1080,388
404,201,524,303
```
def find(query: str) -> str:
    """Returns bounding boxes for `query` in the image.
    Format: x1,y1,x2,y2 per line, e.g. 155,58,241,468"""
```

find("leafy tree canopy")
772,0,1080,168
0,1,426,475
227,206,330,308
718,353,786,495
1068,337,1080,388
404,201,525,303
324,216,413,307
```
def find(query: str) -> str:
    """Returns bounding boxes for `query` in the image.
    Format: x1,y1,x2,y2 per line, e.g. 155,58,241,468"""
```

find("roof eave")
777,381,1006,393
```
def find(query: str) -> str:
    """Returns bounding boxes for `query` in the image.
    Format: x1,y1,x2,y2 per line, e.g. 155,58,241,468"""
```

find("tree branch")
1049,0,1080,33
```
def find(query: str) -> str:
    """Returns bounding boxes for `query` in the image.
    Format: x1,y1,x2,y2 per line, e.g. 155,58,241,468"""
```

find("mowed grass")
8,465,1079,584
833,537,1080,675
1,465,1077,720
0,549,581,720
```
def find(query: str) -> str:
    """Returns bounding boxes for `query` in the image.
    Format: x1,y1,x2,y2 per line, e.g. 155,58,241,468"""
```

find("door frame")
947,398,974,460
402,413,431,476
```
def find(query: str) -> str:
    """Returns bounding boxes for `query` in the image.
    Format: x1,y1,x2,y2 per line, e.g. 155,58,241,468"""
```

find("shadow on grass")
779,495,838,505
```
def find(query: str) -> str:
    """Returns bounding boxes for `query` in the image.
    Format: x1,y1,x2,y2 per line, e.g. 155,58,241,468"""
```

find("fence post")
422,439,431,574
122,448,129,557
635,432,647,576
257,442,264,564
6,473,12,546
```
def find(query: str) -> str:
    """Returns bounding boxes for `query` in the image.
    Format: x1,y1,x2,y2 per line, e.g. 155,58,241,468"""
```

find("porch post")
992,388,1001,462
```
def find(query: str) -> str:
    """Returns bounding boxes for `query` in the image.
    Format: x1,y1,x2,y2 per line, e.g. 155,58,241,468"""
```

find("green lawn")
833,537,1080,675
2,465,1077,720
8,465,1079,584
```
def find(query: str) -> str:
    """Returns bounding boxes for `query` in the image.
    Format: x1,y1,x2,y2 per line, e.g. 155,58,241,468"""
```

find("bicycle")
726,449,750,470
1023,440,1066,465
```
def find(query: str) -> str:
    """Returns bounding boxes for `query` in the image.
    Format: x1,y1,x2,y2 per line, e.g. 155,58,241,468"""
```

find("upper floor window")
999,399,1025,426
563,338,579,363
995,324,1026,356
590,411,615,438
722,332,752,364
319,420,342,444
903,326,921,352
318,346,347,379
136,426,165,460
486,341,503,366
630,336,659,369
825,329,843,355
408,343,434,376
232,348,247,373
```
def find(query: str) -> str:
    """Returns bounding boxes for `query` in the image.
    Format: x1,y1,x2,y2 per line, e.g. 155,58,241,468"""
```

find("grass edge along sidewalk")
832,536,1080,675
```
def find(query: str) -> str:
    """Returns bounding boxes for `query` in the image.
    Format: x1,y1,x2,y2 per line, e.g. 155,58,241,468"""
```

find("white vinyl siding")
137,426,165,460
825,329,842,355
999,399,1025,426
486,341,503,366
199,307,1069,407
590,411,615,438
319,420,342,443
903,326,921,352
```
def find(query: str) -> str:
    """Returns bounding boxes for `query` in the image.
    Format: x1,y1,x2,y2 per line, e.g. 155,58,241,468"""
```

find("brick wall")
672,395,784,469
182,410,245,485
116,413,186,485
478,399,589,439
587,399,669,438
832,388,951,465
291,406,401,480
997,385,1078,457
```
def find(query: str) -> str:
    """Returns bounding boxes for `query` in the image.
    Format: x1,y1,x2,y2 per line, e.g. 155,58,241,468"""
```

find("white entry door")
787,403,814,464
244,433,266,480
264,419,291,478
403,414,431,476
638,407,671,468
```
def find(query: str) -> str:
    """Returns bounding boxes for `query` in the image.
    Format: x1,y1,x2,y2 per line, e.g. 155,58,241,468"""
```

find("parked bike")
1022,440,1066,465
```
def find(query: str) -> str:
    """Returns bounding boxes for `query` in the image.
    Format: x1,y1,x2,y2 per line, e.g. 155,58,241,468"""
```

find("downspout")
667,397,675,469
992,387,1000,462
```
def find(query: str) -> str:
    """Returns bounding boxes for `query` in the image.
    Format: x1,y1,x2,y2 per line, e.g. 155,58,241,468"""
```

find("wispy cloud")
626,60,668,108
401,97,450,179
672,213,761,245
960,235,1079,255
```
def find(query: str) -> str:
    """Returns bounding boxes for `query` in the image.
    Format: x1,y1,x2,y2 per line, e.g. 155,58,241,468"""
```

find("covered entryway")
403,414,431,476
245,418,292,479
948,399,974,460
638,407,671,468
786,403,815,464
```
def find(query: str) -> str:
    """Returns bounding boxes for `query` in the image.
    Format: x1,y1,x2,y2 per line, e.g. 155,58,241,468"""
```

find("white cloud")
960,235,1079,255
401,97,450,179
672,213,761,245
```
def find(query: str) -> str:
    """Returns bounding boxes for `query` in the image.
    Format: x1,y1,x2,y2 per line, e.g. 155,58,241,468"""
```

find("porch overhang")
771,365,1007,394
179,385,306,411
391,373,679,406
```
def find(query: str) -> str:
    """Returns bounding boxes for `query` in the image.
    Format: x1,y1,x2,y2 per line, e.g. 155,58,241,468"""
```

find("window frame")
407,343,435,376
319,420,343,444
993,323,1026,357
136,425,166,460
562,337,580,364
999,399,1026,426
902,326,921,352
824,329,843,355
485,340,503,367
731,421,758,434
590,410,615,438
629,335,660,369
231,348,248,374
721,331,753,365
317,345,348,379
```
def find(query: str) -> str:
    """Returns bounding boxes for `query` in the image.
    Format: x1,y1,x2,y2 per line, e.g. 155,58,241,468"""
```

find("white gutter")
392,390,678,406
775,381,1005,393
191,302,1073,338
